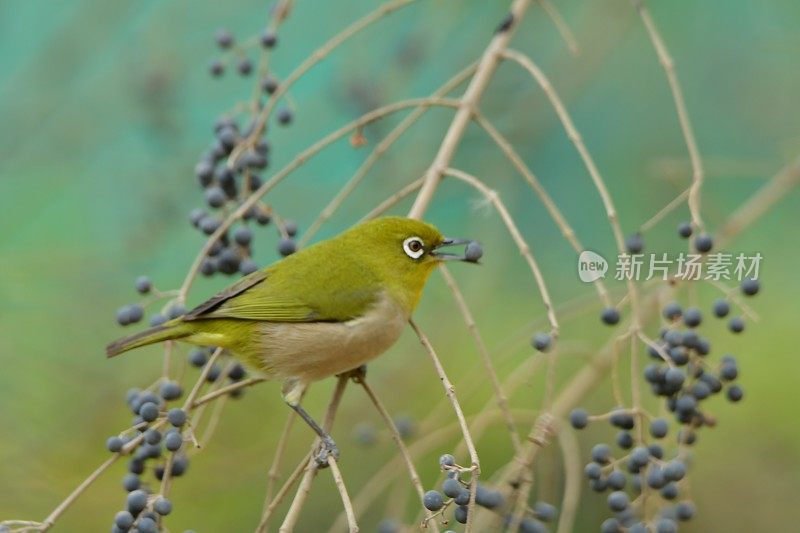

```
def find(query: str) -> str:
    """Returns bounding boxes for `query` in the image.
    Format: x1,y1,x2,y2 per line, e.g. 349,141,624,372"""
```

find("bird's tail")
106,321,192,358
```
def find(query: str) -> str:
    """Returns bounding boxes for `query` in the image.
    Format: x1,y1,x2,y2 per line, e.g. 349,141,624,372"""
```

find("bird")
107,216,480,465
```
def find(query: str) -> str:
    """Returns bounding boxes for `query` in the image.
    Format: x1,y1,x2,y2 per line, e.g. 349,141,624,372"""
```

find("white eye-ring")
403,236,425,259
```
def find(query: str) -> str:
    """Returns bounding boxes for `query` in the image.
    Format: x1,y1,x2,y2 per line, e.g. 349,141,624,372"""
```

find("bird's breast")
253,292,407,384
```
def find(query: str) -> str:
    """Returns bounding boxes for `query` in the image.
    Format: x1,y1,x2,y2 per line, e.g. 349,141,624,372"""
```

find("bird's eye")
403,236,425,259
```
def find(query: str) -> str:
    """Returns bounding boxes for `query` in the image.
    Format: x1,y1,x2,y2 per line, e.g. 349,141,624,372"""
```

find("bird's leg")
338,364,367,384
282,379,339,468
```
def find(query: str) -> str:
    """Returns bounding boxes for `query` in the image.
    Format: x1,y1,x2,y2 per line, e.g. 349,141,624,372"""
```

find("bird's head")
342,216,481,312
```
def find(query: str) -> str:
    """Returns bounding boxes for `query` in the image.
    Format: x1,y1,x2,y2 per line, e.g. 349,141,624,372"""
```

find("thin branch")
501,48,626,253
238,0,420,159
444,167,559,336
472,111,611,306
539,0,580,55
632,0,706,231
357,378,439,530
408,0,534,218
361,177,425,221
439,265,521,452
555,426,581,533
279,376,350,532
409,319,480,532
640,187,690,232
717,155,800,247
178,97,460,302
327,458,359,533
299,62,478,247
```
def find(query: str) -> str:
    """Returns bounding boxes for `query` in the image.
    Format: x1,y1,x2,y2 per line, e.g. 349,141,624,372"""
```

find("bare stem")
632,0,706,231
408,0,534,219
409,319,480,532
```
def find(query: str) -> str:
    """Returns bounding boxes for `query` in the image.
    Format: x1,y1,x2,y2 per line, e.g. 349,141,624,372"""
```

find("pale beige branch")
632,0,705,231
444,167,559,336
408,0,534,219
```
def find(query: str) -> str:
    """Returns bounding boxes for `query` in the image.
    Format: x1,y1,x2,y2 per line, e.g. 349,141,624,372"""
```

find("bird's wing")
182,256,380,323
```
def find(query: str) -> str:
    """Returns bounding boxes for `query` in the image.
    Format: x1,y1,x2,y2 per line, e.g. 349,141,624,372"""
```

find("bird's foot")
314,435,340,468
339,364,367,384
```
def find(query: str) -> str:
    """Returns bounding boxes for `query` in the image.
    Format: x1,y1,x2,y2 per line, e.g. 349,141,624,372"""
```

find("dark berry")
727,384,744,402
677,222,693,238
215,29,234,48
713,299,730,318
625,233,644,253
107,436,124,453
134,276,152,294
569,408,588,429
278,238,296,256
531,332,551,352
442,478,463,498
591,443,611,464
127,489,148,514
115,511,135,529
234,226,253,246
260,30,278,48
650,418,669,438
662,302,682,320
139,402,159,423
728,316,745,333
694,233,713,253
423,490,444,511
154,497,172,516
209,60,224,77
601,307,621,325
683,307,702,328
277,108,293,125
454,505,468,524
122,473,140,492
740,277,760,296
607,491,629,512
532,501,557,522
167,408,187,427
261,77,278,94
616,431,634,450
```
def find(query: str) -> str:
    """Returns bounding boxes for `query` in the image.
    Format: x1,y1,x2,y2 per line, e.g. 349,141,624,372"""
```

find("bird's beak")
431,238,481,263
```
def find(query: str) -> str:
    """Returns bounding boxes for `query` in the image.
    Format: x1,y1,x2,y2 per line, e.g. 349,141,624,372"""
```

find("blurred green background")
1,0,798,531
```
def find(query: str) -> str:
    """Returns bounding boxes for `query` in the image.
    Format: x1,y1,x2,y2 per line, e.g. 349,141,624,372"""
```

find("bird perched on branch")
107,216,481,465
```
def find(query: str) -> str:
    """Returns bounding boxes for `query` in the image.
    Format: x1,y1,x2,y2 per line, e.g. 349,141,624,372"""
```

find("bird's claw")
314,436,340,468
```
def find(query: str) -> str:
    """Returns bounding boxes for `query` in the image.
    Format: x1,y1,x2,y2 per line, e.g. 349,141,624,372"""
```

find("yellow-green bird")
107,216,480,463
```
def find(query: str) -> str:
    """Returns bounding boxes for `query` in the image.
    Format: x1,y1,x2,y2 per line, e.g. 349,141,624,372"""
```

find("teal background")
1,1,798,531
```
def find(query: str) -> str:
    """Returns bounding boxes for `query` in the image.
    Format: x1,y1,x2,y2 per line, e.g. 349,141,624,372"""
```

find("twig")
408,0,534,218
234,0,419,164
500,48,626,253
640,187,690,232
717,155,800,247
409,319,480,532
178,97,460,303
361,177,425,221
631,0,705,231
472,111,611,306
357,378,438,529
444,167,559,336
299,62,479,247
279,376,350,532
327,457,359,532
439,265,521,452
555,426,581,533
256,453,310,532
539,0,580,55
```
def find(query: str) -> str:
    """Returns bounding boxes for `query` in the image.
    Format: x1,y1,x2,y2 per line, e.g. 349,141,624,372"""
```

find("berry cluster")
566,225,760,531
105,385,189,533
194,25,300,279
